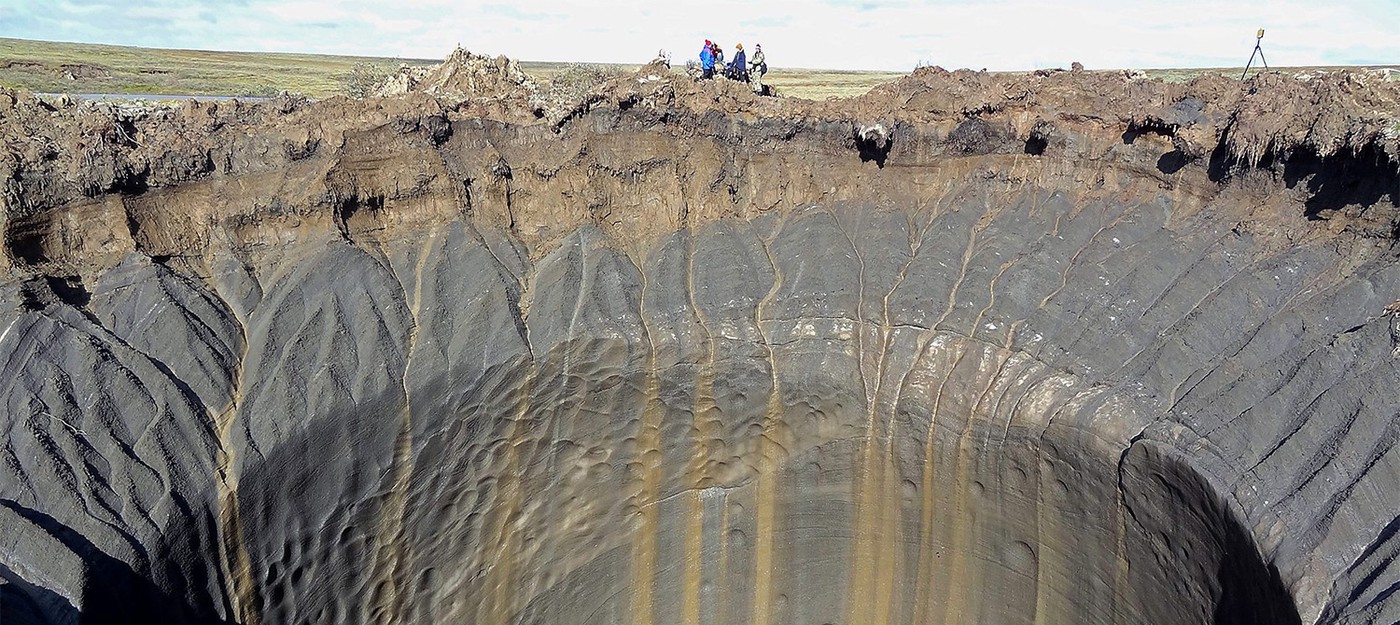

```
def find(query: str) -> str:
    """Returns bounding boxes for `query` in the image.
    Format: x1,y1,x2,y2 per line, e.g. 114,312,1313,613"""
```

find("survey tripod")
1241,29,1268,80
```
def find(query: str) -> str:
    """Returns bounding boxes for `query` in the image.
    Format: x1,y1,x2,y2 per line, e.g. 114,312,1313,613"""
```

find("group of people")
698,40,767,94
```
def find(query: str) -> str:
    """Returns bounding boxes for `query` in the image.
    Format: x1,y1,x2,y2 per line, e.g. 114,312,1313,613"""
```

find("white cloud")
3,0,1397,70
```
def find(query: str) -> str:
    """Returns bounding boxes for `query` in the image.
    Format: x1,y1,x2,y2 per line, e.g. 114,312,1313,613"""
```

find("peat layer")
2,53,1400,624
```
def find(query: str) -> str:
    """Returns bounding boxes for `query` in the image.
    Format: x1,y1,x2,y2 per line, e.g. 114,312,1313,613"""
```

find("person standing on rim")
699,40,715,79
730,43,748,82
749,43,767,94
711,42,725,77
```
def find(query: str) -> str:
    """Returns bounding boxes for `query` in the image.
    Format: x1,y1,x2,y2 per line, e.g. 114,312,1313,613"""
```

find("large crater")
1,61,1399,624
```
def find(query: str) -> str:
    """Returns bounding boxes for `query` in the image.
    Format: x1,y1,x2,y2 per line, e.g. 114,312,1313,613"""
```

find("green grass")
765,68,908,99
0,37,438,97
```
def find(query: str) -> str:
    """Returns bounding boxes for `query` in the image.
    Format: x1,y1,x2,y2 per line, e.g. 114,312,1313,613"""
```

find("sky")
2,0,1398,71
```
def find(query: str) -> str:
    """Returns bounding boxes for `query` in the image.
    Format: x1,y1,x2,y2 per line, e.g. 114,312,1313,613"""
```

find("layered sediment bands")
3,66,1400,624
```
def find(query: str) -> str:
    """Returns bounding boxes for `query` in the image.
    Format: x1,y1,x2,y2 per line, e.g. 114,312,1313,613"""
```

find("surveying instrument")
1241,29,1268,80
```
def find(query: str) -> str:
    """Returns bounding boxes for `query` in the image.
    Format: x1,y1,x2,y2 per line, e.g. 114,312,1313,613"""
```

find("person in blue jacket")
699,40,715,79
729,43,748,82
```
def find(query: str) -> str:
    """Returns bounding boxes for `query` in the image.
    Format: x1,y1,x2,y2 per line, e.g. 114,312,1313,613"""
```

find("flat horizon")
4,0,1398,72
4,36,1396,75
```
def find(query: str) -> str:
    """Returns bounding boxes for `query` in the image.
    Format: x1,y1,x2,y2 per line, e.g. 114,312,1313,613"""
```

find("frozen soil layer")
1,54,1399,624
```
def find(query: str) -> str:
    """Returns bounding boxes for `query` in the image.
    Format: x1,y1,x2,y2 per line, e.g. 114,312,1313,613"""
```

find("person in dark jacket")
699,40,715,79
729,43,748,82
711,42,724,76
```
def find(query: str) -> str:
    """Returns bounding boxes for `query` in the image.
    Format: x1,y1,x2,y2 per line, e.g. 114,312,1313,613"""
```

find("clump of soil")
374,47,544,121
59,63,109,80
369,48,640,126
1226,70,1400,164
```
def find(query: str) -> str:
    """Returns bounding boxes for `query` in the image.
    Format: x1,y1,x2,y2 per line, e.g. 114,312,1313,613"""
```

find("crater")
2,52,1398,625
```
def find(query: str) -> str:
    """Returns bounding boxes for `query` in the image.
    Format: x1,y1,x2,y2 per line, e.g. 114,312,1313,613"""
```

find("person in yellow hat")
729,43,748,82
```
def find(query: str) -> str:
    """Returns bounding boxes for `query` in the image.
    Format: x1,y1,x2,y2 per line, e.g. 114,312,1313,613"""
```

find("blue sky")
2,0,1397,71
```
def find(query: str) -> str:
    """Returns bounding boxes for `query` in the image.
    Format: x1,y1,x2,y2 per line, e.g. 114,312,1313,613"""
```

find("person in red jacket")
699,40,715,79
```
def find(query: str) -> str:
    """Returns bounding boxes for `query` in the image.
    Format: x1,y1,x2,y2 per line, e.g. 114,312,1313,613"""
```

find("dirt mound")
1227,70,1400,163
59,63,109,80
374,47,543,121
861,66,1400,165
370,48,791,126
0,61,109,81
